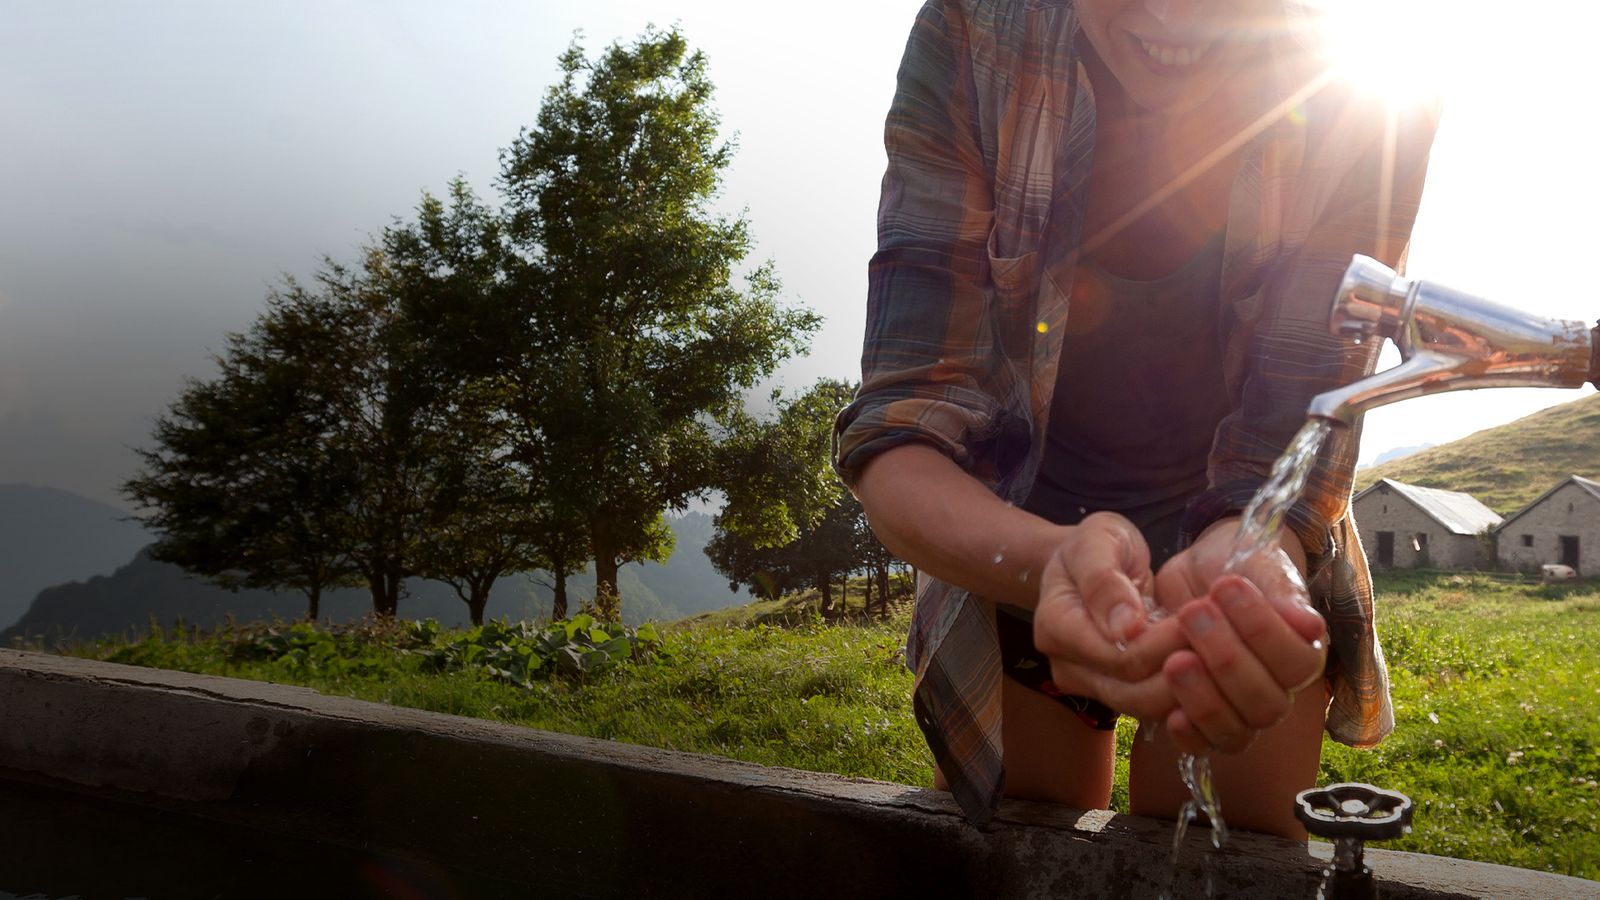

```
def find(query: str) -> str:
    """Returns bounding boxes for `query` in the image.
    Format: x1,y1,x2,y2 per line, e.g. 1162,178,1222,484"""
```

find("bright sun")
1304,0,1483,107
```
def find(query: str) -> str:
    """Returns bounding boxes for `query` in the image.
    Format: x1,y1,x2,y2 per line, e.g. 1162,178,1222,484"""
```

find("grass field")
55,571,1600,879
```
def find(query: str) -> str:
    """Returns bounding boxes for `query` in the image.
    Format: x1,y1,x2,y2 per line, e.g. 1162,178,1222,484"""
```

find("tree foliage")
124,286,360,619
707,379,900,618
717,379,855,549
499,27,820,619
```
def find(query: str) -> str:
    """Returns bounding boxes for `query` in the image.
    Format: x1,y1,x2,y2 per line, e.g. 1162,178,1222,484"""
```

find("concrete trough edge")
1,649,1592,899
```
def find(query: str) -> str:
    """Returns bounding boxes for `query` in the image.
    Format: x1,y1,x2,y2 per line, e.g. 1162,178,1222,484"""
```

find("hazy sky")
3,0,1597,509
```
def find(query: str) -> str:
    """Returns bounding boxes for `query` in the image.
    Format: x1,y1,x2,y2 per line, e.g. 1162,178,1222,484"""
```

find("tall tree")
708,379,889,618
384,182,544,625
500,28,819,620
132,246,452,620
716,380,856,549
124,290,361,619
707,492,862,618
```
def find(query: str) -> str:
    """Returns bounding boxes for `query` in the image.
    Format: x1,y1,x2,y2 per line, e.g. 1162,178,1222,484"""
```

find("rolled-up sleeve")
1185,94,1442,557
832,0,1006,488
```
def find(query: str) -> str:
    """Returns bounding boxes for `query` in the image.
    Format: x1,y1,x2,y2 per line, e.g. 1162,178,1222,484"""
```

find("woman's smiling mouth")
1132,33,1217,71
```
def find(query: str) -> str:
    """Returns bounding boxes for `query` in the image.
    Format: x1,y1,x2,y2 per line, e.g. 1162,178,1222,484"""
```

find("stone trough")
0,649,1592,899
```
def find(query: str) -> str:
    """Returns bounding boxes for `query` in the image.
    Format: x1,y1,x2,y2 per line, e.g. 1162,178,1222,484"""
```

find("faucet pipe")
1307,255,1599,426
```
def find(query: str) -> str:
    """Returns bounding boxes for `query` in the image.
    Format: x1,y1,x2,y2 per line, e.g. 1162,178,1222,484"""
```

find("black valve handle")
1294,783,1414,842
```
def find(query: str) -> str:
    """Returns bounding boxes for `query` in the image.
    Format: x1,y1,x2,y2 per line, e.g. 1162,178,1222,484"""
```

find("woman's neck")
1077,46,1265,279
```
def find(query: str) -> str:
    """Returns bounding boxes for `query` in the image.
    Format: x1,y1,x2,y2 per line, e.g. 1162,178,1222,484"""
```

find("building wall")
1496,482,1600,575
1351,487,1489,569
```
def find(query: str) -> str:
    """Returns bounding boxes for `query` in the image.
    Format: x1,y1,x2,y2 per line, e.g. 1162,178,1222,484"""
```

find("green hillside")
1355,392,1600,515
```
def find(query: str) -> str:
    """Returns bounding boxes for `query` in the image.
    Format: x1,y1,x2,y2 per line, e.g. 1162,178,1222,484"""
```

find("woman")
833,0,1437,838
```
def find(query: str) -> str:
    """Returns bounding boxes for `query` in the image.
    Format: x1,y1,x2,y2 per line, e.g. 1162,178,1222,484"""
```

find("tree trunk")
817,574,833,619
304,585,321,622
552,570,570,621
370,568,401,617
593,562,620,621
875,564,889,617
591,523,620,621
473,573,497,625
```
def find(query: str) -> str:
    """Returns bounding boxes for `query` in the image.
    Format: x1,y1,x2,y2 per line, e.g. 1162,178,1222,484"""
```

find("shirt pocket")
986,224,1039,313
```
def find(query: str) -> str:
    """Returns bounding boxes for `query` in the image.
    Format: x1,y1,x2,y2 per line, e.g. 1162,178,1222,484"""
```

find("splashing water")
1224,420,1334,576
1169,419,1333,859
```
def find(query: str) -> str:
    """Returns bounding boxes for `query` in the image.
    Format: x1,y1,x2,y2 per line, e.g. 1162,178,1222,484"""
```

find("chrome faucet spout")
1308,256,1598,427
1307,349,1467,426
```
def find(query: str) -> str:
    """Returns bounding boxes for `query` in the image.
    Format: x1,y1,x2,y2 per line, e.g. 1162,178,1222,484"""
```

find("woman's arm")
853,443,1067,609
859,442,1193,719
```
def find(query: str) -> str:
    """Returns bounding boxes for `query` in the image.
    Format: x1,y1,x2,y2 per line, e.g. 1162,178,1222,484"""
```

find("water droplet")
992,553,1005,565
1018,570,1030,584
1311,639,1325,652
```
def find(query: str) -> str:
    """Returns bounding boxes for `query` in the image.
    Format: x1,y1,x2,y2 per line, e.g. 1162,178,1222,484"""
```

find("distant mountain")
1,499,746,646
0,484,151,631
1361,443,1436,468
1354,393,1600,515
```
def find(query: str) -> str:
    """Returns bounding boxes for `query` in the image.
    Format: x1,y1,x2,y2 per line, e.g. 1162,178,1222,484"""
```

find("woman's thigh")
932,673,1118,810
1126,683,1330,839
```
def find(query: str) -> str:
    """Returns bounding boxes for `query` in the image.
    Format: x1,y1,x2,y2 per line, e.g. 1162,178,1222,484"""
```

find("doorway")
1561,535,1580,571
1376,531,1394,568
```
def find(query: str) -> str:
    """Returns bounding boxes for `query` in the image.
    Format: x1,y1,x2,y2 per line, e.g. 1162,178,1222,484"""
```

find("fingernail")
1185,607,1215,636
1217,580,1250,610
1108,603,1137,639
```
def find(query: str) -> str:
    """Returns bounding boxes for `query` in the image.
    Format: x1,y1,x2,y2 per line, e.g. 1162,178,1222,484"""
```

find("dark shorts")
996,605,1121,731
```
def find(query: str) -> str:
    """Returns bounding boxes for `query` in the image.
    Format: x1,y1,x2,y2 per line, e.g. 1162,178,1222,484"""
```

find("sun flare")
1302,0,1482,107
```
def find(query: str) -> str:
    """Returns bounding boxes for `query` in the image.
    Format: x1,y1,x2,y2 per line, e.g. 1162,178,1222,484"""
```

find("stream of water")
1168,419,1334,860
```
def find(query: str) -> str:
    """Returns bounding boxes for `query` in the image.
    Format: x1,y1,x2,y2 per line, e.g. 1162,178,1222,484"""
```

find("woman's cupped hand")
1033,513,1327,754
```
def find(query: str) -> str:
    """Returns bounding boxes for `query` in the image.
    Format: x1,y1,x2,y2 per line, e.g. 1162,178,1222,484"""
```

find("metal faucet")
1306,255,1600,426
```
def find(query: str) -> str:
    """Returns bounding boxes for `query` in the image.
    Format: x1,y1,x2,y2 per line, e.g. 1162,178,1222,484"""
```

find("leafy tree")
131,242,460,619
716,379,856,548
411,383,538,625
856,507,899,619
383,183,545,625
499,27,819,619
305,251,443,617
124,291,361,619
497,368,593,621
707,379,899,618
707,492,863,617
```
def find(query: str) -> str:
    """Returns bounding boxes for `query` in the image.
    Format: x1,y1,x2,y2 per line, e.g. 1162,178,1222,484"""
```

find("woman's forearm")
853,443,1069,609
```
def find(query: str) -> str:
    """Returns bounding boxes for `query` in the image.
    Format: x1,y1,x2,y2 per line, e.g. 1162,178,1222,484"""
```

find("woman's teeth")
1138,38,1212,68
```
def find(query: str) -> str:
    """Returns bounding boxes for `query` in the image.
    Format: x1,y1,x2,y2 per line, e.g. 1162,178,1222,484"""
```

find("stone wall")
3,650,1593,899
1497,481,1600,575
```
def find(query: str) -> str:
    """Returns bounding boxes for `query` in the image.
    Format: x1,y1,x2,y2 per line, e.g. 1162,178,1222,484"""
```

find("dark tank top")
1022,234,1232,568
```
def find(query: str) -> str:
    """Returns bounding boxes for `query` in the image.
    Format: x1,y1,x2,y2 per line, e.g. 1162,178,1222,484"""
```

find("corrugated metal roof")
1359,478,1503,535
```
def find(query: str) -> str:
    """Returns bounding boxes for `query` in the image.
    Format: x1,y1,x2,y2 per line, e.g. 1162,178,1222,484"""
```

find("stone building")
1351,478,1502,569
1495,475,1600,575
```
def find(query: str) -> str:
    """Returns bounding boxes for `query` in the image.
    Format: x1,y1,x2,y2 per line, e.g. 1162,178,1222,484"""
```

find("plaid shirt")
833,0,1438,827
